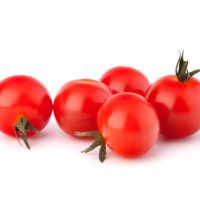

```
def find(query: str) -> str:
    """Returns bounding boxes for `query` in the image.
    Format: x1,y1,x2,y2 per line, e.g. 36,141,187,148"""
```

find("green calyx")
15,117,41,149
75,131,106,163
175,51,200,82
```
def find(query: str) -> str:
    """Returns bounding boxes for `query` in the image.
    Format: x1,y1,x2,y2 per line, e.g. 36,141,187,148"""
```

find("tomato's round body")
146,75,200,138
100,66,149,96
0,75,53,137
97,92,159,157
54,79,112,136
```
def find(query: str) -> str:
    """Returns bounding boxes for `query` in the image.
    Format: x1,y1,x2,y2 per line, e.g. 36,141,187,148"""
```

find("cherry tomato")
146,52,200,138
0,75,53,148
53,79,112,137
100,66,150,96
77,92,159,162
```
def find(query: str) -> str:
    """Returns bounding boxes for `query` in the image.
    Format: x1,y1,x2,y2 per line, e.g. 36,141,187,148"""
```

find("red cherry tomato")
146,53,200,138
0,75,53,148
77,92,159,162
100,66,150,96
53,79,112,137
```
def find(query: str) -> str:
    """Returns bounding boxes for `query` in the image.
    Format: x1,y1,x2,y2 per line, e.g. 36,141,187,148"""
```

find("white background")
0,0,200,200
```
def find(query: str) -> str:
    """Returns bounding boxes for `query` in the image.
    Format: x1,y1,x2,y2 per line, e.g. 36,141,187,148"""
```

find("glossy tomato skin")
100,66,150,96
146,75,200,138
97,92,159,157
0,75,53,136
54,79,112,136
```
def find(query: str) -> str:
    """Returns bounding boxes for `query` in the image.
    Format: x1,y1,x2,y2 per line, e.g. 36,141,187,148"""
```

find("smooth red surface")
97,92,159,157
0,75,53,136
146,75,200,138
53,79,112,136
100,66,150,96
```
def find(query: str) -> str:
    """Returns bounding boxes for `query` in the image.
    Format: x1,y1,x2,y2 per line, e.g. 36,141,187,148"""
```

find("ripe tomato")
77,92,159,162
100,66,150,96
146,52,200,138
53,79,112,137
0,75,53,148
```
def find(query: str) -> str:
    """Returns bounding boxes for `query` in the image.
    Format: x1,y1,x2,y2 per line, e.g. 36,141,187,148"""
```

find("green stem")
75,131,106,163
175,51,200,82
15,117,41,149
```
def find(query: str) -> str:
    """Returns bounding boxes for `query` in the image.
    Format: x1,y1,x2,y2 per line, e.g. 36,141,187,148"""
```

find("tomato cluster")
0,52,200,162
